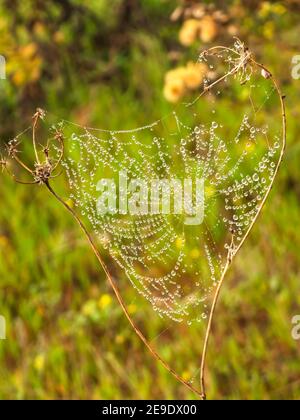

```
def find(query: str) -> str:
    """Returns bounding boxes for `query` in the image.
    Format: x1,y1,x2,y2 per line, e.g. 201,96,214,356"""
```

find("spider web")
48,43,284,325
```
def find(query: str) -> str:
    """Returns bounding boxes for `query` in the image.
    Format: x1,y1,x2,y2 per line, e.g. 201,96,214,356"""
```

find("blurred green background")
0,0,300,400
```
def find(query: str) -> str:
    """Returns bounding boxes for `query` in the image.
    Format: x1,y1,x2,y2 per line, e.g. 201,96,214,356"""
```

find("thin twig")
14,155,34,174
200,237,234,399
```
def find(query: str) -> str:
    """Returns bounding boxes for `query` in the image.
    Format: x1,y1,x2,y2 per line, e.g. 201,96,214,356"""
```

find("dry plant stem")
14,155,33,174
44,180,204,399
199,239,234,400
3,160,37,185
199,58,287,400
186,63,242,108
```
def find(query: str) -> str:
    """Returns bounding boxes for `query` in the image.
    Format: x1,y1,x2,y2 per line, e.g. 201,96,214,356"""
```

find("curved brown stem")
51,136,65,171
199,54,287,400
200,238,234,399
14,155,34,174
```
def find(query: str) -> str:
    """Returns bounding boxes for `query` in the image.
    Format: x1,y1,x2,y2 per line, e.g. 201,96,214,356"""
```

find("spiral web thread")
49,42,283,325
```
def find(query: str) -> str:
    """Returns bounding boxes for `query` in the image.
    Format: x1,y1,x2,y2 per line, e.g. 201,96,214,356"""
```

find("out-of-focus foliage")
0,0,300,400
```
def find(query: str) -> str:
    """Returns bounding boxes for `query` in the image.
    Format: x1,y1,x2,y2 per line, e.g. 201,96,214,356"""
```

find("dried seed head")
7,138,20,158
34,108,46,120
34,162,52,184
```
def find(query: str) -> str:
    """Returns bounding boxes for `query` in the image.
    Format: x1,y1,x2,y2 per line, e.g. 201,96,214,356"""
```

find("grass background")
0,0,300,400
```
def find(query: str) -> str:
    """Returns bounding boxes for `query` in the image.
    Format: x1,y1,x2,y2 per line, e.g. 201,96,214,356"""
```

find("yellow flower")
179,19,201,46
272,3,286,15
33,22,47,39
12,70,26,87
205,185,216,199
13,369,23,389
163,61,207,103
190,248,200,259
182,370,191,381
163,78,186,103
34,354,45,372
239,87,250,101
115,334,125,344
128,304,137,315
182,62,207,90
98,294,112,310
175,236,185,249
263,21,275,40
19,43,37,59
53,31,65,44
246,141,255,153
199,16,218,43
165,67,186,84
258,2,272,18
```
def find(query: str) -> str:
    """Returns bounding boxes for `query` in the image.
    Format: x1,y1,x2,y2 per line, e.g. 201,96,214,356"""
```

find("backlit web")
49,42,284,324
